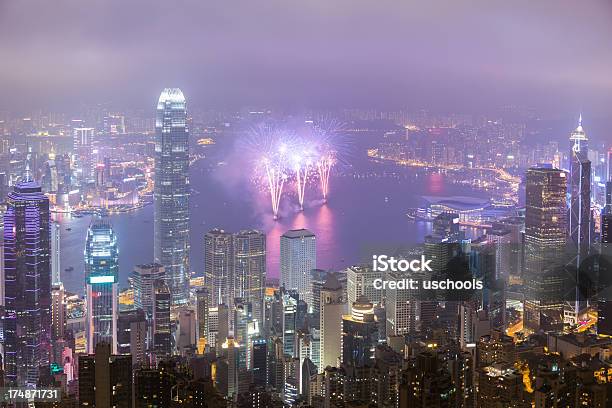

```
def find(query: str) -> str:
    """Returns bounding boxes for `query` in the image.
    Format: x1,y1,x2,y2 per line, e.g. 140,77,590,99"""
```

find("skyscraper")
132,263,166,320
51,221,61,285
154,88,190,305
85,221,119,354
280,229,316,309
3,181,51,386
204,228,234,308
523,167,567,331
568,117,591,318
78,343,132,408
233,230,266,323
73,127,95,182
319,274,345,372
153,280,172,358
341,296,378,367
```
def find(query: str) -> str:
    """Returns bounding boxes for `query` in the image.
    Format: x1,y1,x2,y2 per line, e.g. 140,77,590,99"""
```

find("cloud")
1,0,611,112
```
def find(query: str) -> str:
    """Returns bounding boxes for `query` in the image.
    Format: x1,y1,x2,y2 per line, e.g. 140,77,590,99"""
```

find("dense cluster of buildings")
0,90,611,407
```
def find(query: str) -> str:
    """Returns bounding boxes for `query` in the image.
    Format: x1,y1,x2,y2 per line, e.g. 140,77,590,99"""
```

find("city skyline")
1,0,612,403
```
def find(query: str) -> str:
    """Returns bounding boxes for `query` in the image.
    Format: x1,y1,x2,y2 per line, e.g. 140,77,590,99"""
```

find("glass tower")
85,221,119,354
154,88,190,305
523,168,567,331
280,229,316,308
3,181,51,386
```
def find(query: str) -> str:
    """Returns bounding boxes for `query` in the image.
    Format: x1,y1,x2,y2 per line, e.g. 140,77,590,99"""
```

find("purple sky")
1,0,611,113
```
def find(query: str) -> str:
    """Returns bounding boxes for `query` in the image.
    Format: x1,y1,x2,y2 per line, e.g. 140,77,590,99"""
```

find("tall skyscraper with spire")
85,221,119,354
568,115,591,318
3,181,52,386
154,88,190,305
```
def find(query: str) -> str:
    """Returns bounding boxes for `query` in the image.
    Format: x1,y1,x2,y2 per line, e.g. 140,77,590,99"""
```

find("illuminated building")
73,127,95,182
346,265,384,307
78,343,132,408
117,308,147,367
217,337,245,399
132,263,166,320
476,363,528,407
281,229,316,309
401,351,455,408
154,88,190,305
85,221,118,354
204,228,233,308
196,288,210,352
51,283,65,341
282,290,299,357
341,296,378,367
386,269,418,336
320,274,345,373
523,167,567,331
153,280,172,358
3,181,51,386
603,213,611,244
51,221,61,285
233,230,266,324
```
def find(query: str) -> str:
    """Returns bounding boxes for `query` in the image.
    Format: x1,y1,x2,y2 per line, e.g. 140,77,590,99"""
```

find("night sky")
1,0,611,113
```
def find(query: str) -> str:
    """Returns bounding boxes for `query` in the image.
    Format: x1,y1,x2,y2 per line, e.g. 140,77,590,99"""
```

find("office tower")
602,214,611,244
3,181,51,386
605,181,612,214
51,283,65,341
233,300,253,364
177,309,197,354
568,118,592,261
491,216,524,283
282,290,299,357
217,304,230,354
568,117,592,319
310,269,330,317
132,263,166,320
51,221,61,285
523,167,567,331
252,337,268,386
153,280,172,358
319,274,345,372
78,343,132,408
117,309,147,367
196,288,210,352
233,230,266,323
85,221,119,354
204,228,233,308
154,88,190,305
280,229,316,309
385,269,418,336
217,337,244,400
341,296,378,367
73,127,95,182
346,265,384,307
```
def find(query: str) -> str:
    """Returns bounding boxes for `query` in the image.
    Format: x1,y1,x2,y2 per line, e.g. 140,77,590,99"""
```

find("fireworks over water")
248,119,344,219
